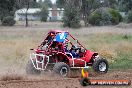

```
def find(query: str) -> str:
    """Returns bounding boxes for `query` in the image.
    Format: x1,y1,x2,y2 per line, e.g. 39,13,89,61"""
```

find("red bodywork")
32,30,99,68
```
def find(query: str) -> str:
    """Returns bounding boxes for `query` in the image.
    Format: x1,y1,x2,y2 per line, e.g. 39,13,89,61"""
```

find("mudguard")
84,50,97,62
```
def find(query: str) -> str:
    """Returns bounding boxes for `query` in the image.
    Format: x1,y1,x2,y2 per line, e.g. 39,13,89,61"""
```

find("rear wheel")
53,62,70,77
93,58,108,73
26,59,41,75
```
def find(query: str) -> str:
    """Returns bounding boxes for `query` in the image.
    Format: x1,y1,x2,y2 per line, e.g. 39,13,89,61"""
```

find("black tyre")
26,60,41,75
53,62,70,77
80,78,91,86
93,58,109,73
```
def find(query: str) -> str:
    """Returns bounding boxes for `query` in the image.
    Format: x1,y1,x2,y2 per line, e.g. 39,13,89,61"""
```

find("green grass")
77,33,132,69
110,54,132,69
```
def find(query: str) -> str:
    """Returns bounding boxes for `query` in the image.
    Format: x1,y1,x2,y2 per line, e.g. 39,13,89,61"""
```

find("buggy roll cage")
38,30,87,51
30,30,90,70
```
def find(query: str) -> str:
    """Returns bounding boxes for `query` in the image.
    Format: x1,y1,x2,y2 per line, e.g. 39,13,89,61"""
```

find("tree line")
56,0,132,28
0,0,132,27
0,0,52,26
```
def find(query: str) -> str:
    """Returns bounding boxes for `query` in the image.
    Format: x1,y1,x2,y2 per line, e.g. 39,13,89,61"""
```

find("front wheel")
93,58,109,73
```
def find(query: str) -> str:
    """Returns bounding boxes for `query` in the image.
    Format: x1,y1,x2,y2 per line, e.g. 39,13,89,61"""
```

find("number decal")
59,33,65,39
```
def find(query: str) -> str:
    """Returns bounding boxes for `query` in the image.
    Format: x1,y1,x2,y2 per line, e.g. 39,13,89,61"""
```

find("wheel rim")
99,62,106,72
60,67,68,77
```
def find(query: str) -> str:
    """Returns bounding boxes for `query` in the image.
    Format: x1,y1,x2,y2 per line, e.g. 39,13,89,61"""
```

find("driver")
70,45,80,58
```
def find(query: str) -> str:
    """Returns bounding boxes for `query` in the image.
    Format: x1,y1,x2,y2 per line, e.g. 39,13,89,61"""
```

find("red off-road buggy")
26,30,109,77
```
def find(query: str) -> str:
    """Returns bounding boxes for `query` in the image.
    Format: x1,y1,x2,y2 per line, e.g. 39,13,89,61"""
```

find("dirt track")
0,70,131,88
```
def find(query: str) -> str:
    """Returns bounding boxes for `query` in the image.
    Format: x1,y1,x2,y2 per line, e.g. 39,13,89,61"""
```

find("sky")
37,0,57,4
51,0,56,3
